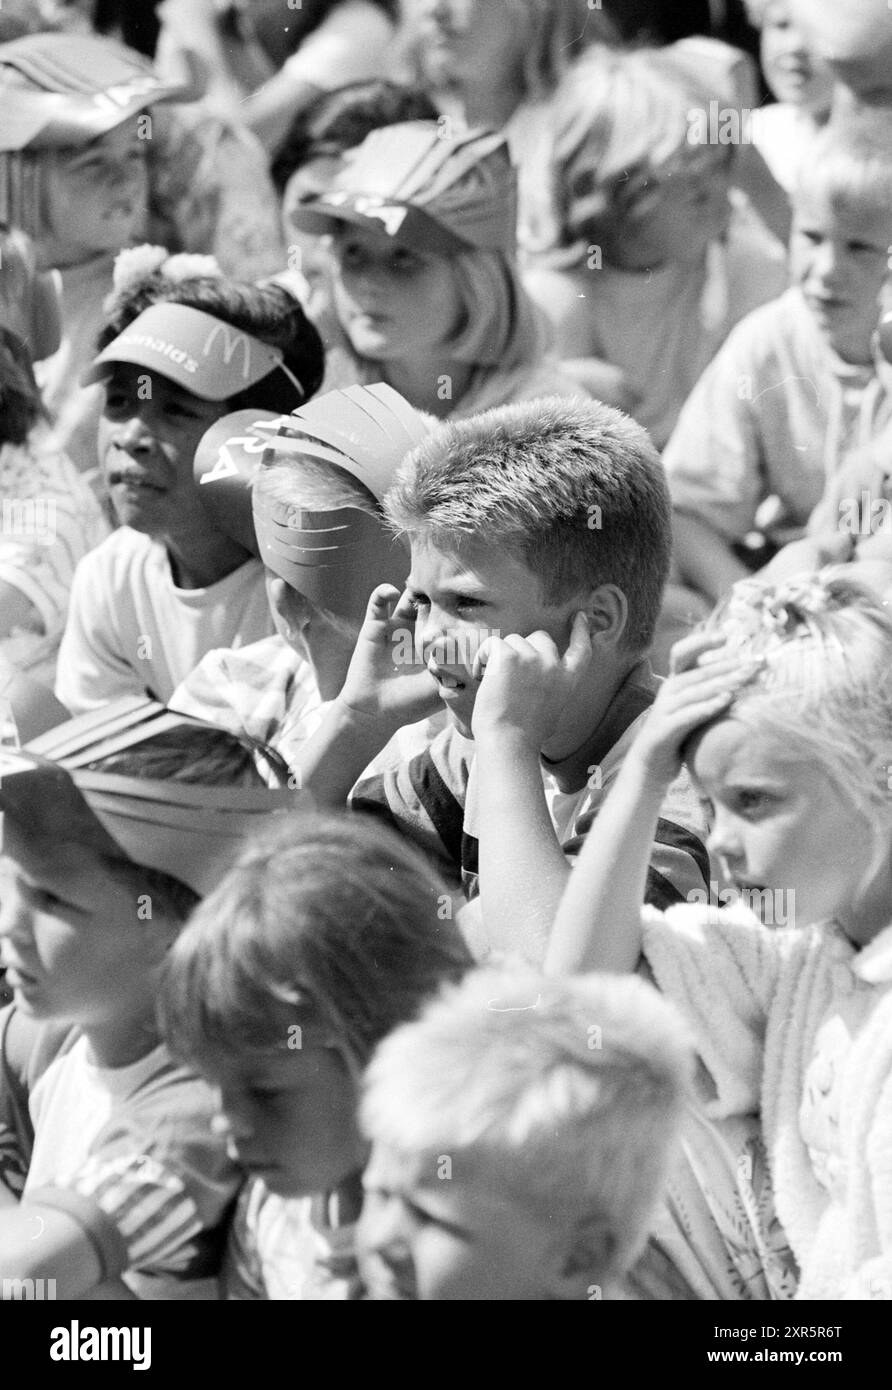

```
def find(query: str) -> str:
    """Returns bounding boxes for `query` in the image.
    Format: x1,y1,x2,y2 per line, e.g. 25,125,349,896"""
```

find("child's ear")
584,584,629,648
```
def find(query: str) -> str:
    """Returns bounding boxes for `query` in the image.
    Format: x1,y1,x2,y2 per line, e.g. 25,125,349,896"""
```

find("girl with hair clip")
55,245,324,715
547,569,892,1299
159,810,473,1299
289,120,586,420
0,225,108,688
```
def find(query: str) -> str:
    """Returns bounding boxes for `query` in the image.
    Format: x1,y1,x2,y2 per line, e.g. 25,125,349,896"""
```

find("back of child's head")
255,453,378,522
159,811,473,1074
82,721,288,924
792,115,892,220
271,79,438,194
704,568,892,828
360,964,693,1270
385,396,671,652
98,245,325,414
551,44,724,248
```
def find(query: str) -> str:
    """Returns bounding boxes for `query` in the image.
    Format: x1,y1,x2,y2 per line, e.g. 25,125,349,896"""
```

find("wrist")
624,745,676,799
473,719,541,757
333,692,403,741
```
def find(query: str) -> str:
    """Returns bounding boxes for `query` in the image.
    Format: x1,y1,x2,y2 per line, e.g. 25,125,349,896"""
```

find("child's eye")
736,790,773,814
163,400,202,421
391,250,422,274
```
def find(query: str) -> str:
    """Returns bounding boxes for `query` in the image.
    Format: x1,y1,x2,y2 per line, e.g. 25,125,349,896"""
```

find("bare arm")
546,637,759,977
471,616,592,964
0,580,42,642
672,510,750,606
0,1203,103,1298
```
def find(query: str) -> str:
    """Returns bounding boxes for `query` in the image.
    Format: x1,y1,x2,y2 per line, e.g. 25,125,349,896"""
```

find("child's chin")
444,705,474,739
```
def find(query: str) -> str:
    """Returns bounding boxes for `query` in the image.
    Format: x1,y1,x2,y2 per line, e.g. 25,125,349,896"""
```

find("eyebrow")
406,578,490,600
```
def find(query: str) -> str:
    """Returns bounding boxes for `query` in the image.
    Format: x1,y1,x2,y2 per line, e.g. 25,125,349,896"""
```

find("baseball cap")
0,697,302,898
288,120,517,256
0,32,184,152
82,302,306,402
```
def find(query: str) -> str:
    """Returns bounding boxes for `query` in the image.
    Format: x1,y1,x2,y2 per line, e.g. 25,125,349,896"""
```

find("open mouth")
429,665,466,696
111,473,166,494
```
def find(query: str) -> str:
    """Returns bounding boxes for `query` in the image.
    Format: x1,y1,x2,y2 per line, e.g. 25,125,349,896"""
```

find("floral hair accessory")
111,244,222,299
719,575,832,653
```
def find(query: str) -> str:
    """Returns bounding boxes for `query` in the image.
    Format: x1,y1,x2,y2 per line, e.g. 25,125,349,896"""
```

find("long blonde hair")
322,243,548,411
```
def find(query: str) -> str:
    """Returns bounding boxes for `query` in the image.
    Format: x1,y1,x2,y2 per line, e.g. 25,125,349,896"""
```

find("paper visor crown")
0,698,302,898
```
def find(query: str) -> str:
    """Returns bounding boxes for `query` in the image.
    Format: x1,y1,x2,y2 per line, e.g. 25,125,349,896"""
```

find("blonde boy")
666,121,892,608
357,965,693,1300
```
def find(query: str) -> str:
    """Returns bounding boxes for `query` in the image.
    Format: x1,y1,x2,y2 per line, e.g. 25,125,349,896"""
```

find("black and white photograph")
0,0,890,1354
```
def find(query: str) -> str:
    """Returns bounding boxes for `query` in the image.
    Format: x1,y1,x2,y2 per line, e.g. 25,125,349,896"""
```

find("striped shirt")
1,1010,239,1299
351,661,712,908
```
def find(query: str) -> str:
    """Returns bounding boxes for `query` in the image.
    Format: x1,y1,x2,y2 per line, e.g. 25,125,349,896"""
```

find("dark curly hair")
98,272,325,413
270,79,438,194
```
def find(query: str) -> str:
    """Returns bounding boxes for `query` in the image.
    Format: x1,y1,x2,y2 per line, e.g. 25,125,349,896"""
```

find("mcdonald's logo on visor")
81,303,295,402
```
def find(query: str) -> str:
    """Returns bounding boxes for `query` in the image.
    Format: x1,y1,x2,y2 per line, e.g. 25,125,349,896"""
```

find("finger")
563,610,593,674
365,583,402,623
512,629,554,656
391,587,420,625
472,634,500,681
669,630,727,674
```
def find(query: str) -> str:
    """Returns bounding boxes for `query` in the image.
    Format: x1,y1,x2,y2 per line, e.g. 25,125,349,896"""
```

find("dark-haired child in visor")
55,247,324,714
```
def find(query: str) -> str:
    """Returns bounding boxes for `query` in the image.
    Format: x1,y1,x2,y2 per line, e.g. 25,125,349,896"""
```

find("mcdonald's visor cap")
82,303,287,402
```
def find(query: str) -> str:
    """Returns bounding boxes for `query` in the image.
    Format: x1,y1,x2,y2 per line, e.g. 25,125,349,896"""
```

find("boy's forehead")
408,535,538,595
794,185,892,237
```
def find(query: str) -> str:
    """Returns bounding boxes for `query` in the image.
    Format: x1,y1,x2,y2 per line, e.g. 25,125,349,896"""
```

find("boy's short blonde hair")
793,115,892,218
385,396,671,653
361,966,693,1267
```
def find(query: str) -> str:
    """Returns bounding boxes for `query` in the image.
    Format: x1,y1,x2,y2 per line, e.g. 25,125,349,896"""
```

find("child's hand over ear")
629,632,761,789
337,584,442,730
470,612,592,749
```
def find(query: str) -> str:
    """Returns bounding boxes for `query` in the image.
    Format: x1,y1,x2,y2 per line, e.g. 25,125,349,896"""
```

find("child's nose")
0,893,33,947
706,807,742,860
360,1193,412,1260
809,242,843,287
113,414,154,452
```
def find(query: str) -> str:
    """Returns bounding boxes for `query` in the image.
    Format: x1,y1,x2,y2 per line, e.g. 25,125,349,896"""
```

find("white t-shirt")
55,527,274,713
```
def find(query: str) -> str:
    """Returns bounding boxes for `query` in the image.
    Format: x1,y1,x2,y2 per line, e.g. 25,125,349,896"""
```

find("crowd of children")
1,0,892,1303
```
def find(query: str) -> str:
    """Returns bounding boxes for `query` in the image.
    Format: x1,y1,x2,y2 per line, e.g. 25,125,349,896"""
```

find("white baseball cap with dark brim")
82,302,304,402
288,121,517,256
